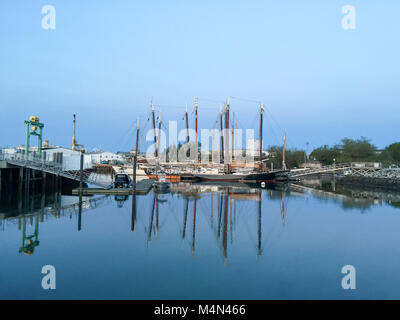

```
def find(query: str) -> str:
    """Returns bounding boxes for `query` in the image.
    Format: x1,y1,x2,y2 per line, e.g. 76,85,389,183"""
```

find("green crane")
25,116,44,159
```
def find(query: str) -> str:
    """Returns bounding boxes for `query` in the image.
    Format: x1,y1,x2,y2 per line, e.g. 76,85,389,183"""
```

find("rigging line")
264,114,282,147
230,96,262,104
113,119,137,151
197,97,225,104
264,105,285,134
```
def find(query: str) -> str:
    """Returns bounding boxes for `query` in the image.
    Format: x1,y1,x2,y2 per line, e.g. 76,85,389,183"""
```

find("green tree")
266,146,306,169
339,137,377,162
310,145,341,165
380,142,400,166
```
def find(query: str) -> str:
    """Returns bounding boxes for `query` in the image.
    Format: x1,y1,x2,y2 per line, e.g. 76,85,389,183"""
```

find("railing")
0,152,108,188
291,162,383,178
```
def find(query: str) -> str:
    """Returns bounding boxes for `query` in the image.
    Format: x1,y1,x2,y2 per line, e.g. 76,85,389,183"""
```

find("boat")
112,168,132,188
193,100,290,184
152,175,171,193
195,169,290,183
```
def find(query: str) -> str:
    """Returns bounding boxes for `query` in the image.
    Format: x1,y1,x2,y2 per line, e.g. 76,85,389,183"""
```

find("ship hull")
195,170,290,183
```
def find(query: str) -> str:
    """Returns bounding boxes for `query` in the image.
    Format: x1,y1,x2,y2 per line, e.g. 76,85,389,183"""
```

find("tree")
339,137,377,162
380,142,400,166
266,146,306,169
310,145,341,165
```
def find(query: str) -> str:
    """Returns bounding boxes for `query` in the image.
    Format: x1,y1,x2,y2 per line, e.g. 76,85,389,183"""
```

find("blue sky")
0,0,399,152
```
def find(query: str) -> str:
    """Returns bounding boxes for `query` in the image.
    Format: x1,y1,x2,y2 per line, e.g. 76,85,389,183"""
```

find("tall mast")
231,112,235,161
259,103,264,171
220,106,224,164
195,97,198,163
72,114,76,151
185,103,189,144
282,133,287,170
157,110,162,163
151,101,158,159
224,97,230,173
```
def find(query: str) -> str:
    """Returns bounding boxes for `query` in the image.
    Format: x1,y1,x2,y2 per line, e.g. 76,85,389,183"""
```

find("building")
89,151,124,164
43,147,92,170
1,146,92,170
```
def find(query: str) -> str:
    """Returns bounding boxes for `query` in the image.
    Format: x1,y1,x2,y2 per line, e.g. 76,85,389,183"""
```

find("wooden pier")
71,179,155,196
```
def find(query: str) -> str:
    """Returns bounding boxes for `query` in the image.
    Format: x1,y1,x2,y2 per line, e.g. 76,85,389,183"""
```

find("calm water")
1,181,400,300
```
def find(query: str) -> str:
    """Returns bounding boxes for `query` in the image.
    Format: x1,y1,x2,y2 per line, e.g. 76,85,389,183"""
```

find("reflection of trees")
298,180,400,211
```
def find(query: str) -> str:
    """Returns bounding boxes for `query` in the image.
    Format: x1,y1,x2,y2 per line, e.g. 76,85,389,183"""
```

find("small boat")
113,168,132,188
153,175,171,193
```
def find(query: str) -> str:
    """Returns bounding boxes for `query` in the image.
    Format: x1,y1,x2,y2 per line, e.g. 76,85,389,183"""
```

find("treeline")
264,137,400,169
310,137,400,166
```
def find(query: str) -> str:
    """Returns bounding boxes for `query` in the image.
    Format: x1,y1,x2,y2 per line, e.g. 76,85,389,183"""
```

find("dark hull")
244,170,290,183
195,170,290,183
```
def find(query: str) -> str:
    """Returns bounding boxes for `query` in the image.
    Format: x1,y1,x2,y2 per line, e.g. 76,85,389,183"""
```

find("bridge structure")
291,162,382,178
0,152,109,188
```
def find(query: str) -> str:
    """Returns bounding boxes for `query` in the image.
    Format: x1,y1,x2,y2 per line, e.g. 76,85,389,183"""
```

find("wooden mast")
195,97,198,163
220,106,224,164
151,101,158,159
282,133,287,170
157,110,162,162
224,97,230,173
259,103,264,171
185,104,189,144
231,112,235,161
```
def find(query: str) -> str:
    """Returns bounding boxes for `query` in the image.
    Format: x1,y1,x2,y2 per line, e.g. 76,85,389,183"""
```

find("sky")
0,0,399,153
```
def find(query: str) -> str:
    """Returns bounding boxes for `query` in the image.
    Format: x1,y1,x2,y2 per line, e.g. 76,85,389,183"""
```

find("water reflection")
1,180,400,260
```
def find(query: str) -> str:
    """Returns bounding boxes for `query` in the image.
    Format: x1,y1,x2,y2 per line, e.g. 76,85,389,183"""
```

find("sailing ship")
194,100,290,184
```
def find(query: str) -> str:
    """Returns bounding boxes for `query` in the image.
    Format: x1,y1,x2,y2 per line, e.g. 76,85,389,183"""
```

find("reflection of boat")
113,168,132,188
114,195,128,208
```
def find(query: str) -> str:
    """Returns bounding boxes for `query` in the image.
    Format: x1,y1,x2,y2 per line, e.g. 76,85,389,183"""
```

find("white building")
89,151,124,164
1,146,92,170
43,147,92,170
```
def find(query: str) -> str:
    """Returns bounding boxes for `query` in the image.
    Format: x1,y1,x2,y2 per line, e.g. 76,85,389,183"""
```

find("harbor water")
1,181,400,299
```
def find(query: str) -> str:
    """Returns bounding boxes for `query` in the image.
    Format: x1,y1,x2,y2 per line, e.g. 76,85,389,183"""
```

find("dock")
71,179,155,196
